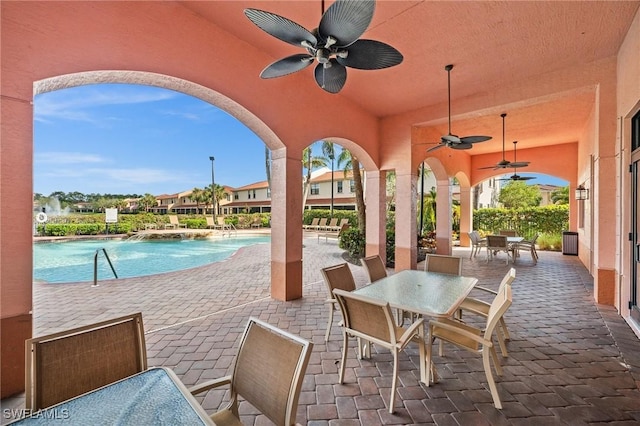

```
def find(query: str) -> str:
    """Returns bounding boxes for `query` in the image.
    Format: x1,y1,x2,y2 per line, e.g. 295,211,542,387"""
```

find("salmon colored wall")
577,104,596,270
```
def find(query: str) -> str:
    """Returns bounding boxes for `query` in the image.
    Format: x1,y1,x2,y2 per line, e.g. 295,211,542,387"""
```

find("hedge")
472,205,568,240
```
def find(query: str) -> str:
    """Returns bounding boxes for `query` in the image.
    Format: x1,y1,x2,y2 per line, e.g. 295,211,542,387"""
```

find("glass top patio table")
10,367,213,425
353,269,478,318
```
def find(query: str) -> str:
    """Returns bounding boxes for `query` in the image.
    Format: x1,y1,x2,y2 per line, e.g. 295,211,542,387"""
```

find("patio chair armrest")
429,319,493,347
399,317,424,344
189,375,232,395
471,285,498,295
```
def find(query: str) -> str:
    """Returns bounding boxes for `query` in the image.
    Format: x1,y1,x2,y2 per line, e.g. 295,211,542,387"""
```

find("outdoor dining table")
10,367,214,425
352,269,478,384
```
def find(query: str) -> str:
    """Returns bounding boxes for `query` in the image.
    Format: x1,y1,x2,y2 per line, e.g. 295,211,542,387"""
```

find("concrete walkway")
3,234,640,425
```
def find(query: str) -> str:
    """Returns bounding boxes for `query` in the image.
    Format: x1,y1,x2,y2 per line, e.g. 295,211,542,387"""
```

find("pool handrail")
93,248,118,287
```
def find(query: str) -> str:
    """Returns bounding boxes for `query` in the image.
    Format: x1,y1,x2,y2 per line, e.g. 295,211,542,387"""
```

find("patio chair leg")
483,350,502,409
496,327,509,357
338,332,348,384
499,317,510,341
388,351,399,413
325,305,334,342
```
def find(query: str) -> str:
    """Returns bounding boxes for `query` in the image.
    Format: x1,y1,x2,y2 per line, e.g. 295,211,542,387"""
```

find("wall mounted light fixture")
575,184,589,201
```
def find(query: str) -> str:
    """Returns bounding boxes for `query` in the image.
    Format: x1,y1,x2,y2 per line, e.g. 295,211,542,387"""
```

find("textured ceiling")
181,1,638,155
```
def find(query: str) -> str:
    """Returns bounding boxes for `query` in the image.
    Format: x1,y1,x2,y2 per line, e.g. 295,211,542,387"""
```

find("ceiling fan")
427,64,492,152
499,141,536,181
244,0,403,94
479,113,530,170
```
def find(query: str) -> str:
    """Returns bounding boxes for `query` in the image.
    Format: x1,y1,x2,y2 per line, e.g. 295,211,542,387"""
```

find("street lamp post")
209,156,216,222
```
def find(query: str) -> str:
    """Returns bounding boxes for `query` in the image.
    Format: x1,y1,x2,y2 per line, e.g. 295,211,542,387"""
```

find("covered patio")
2,0,640,404
2,238,639,423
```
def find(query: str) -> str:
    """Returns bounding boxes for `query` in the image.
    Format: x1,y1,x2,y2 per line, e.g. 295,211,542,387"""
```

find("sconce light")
575,184,589,201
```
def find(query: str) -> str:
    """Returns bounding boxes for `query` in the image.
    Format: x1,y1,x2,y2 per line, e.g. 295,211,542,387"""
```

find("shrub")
339,227,365,258
537,233,563,251
183,218,207,229
473,205,568,240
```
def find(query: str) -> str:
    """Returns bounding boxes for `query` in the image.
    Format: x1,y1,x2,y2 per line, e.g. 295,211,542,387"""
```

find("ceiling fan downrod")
446,64,453,135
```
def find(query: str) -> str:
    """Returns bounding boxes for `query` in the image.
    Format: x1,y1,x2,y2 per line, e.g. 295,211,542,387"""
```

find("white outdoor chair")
425,284,513,409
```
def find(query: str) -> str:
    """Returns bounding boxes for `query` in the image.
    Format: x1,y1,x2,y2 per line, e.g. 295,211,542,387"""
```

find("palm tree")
138,193,157,213
417,163,433,235
550,186,569,204
321,141,335,216
208,184,226,218
264,145,271,193
191,187,205,214
386,170,396,212
302,145,325,209
421,187,437,233
214,185,226,212
337,149,365,232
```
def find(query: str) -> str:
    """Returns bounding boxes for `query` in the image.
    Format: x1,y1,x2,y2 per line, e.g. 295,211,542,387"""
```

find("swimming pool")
33,236,270,283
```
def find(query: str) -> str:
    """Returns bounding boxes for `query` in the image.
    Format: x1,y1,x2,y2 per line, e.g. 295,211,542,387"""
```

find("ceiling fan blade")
336,39,403,70
427,143,445,153
314,60,347,94
510,161,530,168
319,0,375,47
450,142,473,150
260,54,314,79
460,135,492,144
478,165,499,170
244,9,317,47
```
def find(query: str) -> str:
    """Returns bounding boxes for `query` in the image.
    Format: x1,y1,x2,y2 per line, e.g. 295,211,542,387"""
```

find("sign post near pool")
105,208,118,235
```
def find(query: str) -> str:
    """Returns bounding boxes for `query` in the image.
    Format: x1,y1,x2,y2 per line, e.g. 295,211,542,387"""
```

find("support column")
365,170,386,261
1,95,33,397
459,186,472,247
395,170,417,270
270,147,303,300
435,179,452,255
592,78,617,305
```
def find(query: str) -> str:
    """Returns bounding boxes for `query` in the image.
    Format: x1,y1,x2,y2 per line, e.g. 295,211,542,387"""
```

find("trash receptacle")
562,231,578,255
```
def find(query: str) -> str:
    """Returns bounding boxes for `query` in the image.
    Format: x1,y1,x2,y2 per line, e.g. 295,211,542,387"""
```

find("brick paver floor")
3,232,640,425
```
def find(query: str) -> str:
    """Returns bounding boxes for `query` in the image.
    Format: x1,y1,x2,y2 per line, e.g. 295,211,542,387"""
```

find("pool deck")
3,233,640,424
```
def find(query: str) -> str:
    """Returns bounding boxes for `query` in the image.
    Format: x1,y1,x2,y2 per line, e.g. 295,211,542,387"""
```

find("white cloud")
35,152,105,164
34,85,178,123
86,168,185,185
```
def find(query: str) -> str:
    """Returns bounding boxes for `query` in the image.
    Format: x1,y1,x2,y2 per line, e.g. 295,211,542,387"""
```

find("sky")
34,84,566,197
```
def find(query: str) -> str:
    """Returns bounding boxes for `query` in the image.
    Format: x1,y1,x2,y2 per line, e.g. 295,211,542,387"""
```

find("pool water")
33,236,270,283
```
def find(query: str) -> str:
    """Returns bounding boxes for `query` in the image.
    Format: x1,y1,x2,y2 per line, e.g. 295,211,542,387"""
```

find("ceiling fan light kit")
244,0,403,94
427,64,492,152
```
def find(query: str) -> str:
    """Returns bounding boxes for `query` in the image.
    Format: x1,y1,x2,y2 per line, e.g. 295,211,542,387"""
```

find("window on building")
266,188,271,198
253,190,256,199
311,183,320,195
349,180,355,192
234,194,239,200
337,181,343,193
